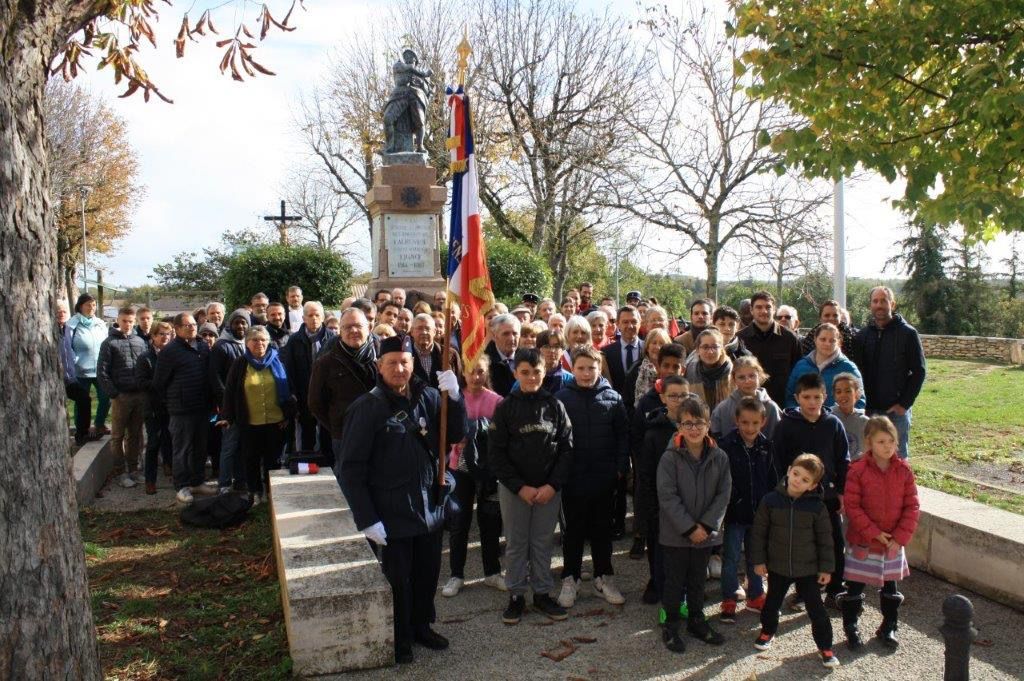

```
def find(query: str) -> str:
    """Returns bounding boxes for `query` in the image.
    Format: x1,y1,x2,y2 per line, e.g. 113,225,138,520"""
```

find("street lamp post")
78,184,92,293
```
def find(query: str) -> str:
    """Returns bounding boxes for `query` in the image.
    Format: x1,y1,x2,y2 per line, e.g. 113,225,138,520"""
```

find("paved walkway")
93,474,1024,680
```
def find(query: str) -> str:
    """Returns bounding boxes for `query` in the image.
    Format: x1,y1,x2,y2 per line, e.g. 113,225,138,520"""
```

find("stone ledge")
908,487,1024,612
268,469,394,676
72,435,114,507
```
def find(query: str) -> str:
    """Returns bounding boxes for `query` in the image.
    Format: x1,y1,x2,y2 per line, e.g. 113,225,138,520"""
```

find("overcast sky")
74,0,1015,289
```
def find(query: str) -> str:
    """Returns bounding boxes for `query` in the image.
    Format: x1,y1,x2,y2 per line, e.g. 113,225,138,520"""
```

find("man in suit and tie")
484,313,520,397
602,306,644,412
601,305,643,540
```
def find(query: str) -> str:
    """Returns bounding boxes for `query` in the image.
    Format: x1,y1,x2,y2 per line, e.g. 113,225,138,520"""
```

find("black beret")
379,333,414,356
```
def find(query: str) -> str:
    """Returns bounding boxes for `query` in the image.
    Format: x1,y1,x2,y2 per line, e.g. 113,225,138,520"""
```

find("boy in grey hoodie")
656,396,731,653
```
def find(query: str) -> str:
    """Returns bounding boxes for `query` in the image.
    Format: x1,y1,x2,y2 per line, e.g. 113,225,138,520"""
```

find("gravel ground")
338,535,1024,681
92,477,1024,680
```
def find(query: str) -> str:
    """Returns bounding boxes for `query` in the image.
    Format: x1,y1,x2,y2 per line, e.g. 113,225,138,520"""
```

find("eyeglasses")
776,315,792,320
699,344,722,351
663,393,687,401
679,421,707,430
180,323,198,328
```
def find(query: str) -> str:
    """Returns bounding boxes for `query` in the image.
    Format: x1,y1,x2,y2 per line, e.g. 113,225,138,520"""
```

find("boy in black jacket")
554,345,630,609
718,397,779,622
750,454,839,668
489,348,574,625
636,375,688,606
772,372,850,607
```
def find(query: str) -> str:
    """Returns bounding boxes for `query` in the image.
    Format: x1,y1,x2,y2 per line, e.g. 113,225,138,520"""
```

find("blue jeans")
217,423,243,488
870,408,911,459
721,523,764,601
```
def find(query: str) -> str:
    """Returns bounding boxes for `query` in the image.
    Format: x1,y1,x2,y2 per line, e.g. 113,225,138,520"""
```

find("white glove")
436,369,460,399
363,521,387,546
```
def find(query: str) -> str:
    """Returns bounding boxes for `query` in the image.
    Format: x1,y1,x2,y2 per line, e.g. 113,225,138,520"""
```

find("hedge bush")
222,245,352,310
441,236,552,305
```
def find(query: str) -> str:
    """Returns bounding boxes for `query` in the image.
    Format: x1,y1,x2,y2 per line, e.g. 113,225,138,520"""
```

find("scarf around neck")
244,346,290,406
72,313,95,329
697,358,732,406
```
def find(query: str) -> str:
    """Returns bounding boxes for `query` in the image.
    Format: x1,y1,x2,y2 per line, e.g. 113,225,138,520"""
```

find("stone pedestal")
366,164,448,299
269,470,394,674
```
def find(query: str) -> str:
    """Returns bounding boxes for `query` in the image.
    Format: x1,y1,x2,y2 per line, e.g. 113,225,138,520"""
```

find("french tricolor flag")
445,85,494,373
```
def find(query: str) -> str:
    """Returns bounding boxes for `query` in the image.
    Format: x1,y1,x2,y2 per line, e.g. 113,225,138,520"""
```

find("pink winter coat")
844,454,920,552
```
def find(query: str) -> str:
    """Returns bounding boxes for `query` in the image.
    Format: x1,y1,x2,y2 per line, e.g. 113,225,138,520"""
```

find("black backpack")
180,493,253,529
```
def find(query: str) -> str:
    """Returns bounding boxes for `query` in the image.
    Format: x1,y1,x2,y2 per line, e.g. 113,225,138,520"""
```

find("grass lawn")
912,358,1024,515
82,506,291,680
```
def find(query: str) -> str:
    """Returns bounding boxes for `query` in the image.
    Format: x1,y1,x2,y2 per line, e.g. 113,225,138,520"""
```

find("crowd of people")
56,280,927,668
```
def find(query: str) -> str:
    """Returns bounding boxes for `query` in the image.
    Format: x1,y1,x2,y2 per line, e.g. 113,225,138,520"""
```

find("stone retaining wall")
920,334,1024,364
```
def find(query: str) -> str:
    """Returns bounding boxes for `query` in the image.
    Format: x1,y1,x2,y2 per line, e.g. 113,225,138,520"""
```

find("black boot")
876,592,904,649
840,593,865,651
662,618,687,653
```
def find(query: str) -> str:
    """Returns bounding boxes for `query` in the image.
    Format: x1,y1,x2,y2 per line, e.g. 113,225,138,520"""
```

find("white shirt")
288,306,303,330
620,338,642,369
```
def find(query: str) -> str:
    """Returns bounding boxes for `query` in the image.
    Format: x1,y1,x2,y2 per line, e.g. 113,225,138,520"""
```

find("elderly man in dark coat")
309,308,379,452
335,334,466,665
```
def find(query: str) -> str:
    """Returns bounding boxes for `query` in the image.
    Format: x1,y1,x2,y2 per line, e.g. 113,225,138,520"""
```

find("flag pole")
438,31,473,501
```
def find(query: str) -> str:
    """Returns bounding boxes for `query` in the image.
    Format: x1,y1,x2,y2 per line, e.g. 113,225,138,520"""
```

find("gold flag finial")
456,28,472,86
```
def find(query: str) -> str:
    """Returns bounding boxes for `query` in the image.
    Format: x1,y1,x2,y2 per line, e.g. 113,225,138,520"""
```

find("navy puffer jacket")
719,429,780,526
152,337,212,415
555,378,630,495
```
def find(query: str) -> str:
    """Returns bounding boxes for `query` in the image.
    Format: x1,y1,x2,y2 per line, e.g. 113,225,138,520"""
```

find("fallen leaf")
572,636,597,644
251,633,265,641
974,639,994,647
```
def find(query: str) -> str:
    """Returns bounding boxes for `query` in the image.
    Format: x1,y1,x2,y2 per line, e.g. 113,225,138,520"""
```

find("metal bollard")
939,594,977,681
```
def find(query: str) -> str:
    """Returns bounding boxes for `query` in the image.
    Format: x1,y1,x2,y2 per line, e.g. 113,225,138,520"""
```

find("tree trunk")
704,248,719,301
0,5,102,678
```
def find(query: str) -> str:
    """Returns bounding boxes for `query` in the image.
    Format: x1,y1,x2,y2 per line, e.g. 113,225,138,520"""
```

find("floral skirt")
843,544,909,587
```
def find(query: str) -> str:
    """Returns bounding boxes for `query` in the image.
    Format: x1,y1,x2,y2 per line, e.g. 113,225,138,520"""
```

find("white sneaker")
176,487,194,504
735,585,747,602
441,577,464,597
118,473,137,488
482,573,508,592
557,576,579,608
130,470,145,483
708,554,722,579
251,493,262,507
594,576,625,605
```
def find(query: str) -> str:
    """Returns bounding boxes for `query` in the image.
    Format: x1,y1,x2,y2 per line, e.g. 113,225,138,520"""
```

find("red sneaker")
746,594,767,613
720,599,737,624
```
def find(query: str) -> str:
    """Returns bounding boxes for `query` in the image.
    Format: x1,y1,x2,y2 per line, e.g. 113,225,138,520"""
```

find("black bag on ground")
180,493,253,529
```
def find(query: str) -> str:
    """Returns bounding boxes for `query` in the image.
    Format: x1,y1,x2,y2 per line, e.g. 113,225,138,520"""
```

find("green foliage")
730,1,1024,238
150,251,226,291
886,220,956,334
151,228,271,291
222,245,352,310
487,237,553,304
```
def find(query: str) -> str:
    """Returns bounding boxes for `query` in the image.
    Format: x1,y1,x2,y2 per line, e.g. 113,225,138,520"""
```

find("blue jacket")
784,351,866,410
66,314,108,378
58,323,77,384
853,314,926,411
719,429,779,526
772,408,850,499
336,376,467,539
554,378,630,495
